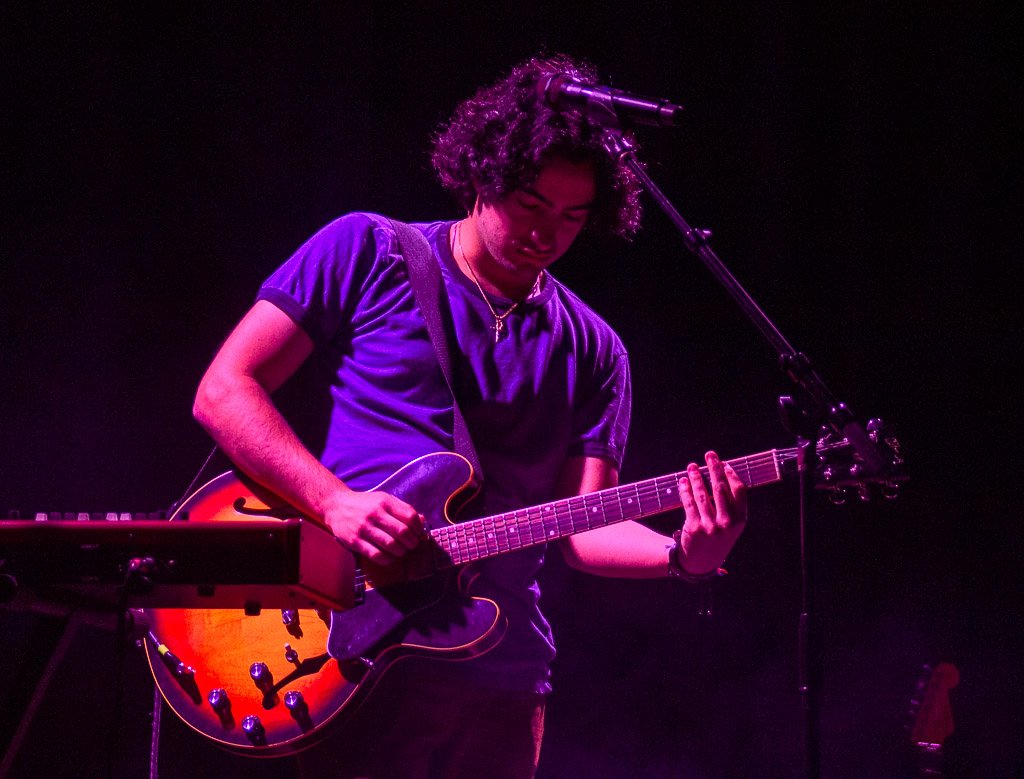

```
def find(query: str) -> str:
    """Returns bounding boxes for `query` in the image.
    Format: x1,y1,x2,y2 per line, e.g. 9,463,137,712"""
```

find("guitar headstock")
815,418,908,503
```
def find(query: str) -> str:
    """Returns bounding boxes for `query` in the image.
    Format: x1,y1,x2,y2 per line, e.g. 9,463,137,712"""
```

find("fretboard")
429,448,795,568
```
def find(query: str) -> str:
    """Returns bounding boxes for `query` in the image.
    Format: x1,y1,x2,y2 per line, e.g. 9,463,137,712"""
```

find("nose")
530,222,556,251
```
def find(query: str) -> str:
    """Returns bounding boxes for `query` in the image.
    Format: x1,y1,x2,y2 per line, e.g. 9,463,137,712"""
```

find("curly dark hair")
432,54,643,238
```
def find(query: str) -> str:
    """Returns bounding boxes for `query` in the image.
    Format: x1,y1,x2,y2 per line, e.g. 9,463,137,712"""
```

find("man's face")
474,157,596,284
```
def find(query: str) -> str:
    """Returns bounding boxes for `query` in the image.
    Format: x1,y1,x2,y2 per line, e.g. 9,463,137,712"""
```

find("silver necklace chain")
454,222,542,343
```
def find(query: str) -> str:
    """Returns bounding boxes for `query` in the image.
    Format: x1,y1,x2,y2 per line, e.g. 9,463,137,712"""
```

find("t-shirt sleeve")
569,349,631,470
256,213,383,348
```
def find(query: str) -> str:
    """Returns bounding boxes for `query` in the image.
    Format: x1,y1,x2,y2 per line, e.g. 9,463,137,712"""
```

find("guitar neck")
429,448,795,567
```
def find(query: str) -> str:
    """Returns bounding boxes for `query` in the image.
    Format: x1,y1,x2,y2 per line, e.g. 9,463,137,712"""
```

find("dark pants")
295,658,545,779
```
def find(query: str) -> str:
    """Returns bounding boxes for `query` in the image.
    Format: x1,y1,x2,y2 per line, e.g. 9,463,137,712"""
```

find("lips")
515,244,553,262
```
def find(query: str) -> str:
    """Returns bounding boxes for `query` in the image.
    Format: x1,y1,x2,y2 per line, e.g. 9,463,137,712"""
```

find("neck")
451,219,540,301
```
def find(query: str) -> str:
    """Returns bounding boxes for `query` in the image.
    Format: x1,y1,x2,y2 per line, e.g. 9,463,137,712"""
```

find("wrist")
666,530,725,583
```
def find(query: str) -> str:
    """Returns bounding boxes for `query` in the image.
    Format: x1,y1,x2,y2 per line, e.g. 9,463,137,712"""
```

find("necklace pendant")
493,319,504,343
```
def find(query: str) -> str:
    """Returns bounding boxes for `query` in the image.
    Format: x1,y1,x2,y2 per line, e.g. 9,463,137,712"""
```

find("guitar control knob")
284,643,299,665
249,662,274,693
208,688,234,729
281,609,303,638
241,715,266,746
208,688,229,710
284,690,313,731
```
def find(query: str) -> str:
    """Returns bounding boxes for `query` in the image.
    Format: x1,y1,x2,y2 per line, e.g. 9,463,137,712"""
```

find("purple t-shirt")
258,212,631,692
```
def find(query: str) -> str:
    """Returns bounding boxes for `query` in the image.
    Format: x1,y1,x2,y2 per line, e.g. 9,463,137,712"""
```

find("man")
193,54,747,778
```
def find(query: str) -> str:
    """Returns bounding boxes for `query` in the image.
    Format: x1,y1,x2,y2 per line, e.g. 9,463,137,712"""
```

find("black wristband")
666,529,725,583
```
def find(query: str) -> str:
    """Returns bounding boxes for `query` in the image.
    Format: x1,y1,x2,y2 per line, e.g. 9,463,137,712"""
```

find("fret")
536,503,558,543
621,484,637,519
482,517,498,557
654,475,680,512
497,515,512,553
540,503,557,539
488,517,503,554
602,487,624,525
450,524,468,565
519,508,537,547
548,500,567,540
638,478,662,516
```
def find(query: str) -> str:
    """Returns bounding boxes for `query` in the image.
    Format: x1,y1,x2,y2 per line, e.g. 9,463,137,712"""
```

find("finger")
381,494,422,524
723,462,748,501
348,537,400,565
687,462,716,534
705,452,734,529
376,513,427,551
723,462,748,519
678,473,702,536
365,521,417,562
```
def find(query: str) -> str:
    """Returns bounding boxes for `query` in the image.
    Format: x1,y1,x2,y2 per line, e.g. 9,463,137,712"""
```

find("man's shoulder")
308,212,447,250
546,276,628,357
308,211,395,242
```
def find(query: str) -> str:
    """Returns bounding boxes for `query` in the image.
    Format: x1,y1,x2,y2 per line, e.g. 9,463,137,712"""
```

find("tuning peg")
856,484,870,502
828,488,847,506
866,418,883,439
881,482,901,500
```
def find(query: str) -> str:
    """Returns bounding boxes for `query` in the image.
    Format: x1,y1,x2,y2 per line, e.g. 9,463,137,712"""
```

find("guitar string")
432,451,789,564
435,454,784,548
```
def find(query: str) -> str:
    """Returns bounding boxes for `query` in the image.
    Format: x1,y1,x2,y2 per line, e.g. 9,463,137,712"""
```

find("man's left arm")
557,452,748,578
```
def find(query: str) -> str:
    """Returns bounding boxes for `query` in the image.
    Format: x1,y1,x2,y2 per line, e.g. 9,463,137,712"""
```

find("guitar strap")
389,219,484,481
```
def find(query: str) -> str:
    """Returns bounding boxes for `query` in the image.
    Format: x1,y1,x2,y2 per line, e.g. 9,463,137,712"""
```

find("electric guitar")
145,434,903,756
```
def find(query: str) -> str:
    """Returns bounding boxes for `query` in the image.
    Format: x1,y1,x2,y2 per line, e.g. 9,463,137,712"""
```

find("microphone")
540,74,685,128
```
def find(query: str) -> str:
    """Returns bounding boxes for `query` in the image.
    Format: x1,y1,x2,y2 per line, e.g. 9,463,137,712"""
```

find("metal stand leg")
0,612,83,778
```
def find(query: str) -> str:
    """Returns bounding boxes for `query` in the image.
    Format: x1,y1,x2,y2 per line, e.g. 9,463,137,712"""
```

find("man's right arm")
193,299,423,563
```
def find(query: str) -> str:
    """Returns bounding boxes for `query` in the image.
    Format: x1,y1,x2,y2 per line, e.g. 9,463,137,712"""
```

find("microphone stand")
584,100,901,778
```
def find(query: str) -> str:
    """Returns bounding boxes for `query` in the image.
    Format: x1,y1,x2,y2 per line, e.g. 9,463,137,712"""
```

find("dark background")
1,4,1018,777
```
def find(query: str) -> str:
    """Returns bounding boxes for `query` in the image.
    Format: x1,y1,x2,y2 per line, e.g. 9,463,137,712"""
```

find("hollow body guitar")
146,448,798,756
